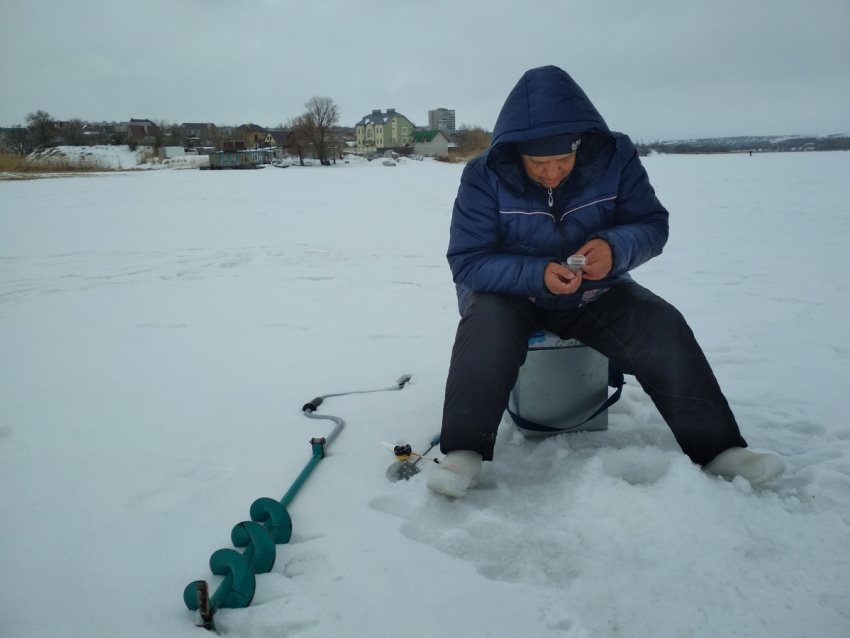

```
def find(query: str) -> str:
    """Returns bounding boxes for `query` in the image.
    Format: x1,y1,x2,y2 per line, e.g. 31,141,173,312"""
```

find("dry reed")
0,148,113,175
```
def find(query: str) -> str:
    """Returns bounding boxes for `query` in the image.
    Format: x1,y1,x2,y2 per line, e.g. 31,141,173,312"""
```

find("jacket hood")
490,66,610,149
486,66,613,193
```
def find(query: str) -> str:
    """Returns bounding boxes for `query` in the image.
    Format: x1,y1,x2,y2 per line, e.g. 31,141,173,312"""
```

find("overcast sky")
1,0,848,141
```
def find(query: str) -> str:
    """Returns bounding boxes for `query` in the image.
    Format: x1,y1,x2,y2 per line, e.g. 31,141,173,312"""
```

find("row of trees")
13,104,850,161
635,135,850,155
3,109,138,154
1,98,347,162
3,98,497,164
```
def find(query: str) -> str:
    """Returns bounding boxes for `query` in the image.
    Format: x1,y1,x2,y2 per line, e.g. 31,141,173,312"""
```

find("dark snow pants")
440,283,747,466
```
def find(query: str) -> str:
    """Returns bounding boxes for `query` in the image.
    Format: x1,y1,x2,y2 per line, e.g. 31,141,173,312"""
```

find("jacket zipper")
547,187,574,308
547,187,571,261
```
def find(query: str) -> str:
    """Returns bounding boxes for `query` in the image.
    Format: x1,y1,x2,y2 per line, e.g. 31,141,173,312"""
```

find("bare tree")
286,116,309,165
63,119,86,146
26,110,55,149
456,124,492,157
110,128,127,146
148,120,173,149
327,128,344,162
294,96,340,164
156,120,184,147
3,127,35,155
205,125,225,151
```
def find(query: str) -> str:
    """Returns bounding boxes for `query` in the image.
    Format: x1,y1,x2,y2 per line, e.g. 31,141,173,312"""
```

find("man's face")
521,153,577,189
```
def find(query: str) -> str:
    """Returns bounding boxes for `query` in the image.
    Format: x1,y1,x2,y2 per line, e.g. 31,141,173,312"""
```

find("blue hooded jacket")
448,66,669,312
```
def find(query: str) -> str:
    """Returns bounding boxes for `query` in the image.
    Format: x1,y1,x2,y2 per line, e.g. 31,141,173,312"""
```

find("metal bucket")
508,332,609,438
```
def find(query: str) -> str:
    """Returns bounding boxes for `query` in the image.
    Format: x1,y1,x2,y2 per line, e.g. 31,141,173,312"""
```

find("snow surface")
1,152,849,638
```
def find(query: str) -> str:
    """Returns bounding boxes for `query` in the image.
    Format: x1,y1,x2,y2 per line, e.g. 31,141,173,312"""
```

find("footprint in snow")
599,447,673,485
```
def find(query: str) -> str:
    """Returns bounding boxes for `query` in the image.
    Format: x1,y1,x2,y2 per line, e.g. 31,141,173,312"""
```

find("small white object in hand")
562,254,588,272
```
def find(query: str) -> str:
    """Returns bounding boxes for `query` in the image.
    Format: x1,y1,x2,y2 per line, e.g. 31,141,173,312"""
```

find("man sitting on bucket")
427,65,785,498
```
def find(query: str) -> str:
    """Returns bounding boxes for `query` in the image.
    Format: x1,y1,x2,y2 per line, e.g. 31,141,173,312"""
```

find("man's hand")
544,261,583,295
577,239,613,280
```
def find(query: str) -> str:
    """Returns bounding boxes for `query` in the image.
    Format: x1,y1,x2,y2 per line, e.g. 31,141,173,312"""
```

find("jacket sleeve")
590,137,669,275
447,162,550,296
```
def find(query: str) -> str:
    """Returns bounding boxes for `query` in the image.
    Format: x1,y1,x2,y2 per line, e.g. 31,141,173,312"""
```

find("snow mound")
27,145,209,171
29,145,142,169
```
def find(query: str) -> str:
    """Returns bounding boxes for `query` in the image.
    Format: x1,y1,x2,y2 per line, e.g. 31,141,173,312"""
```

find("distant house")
264,129,292,148
182,123,219,148
355,109,416,155
126,118,161,146
264,129,294,157
205,149,269,169
222,140,247,152
409,130,449,158
251,149,274,164
232,123,269,150
82,124,108,144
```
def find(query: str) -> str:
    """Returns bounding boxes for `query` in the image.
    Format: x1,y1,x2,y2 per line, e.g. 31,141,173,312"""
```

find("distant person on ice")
427,65,785,497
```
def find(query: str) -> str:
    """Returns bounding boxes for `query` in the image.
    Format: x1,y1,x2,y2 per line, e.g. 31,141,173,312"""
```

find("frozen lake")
1,151,849,638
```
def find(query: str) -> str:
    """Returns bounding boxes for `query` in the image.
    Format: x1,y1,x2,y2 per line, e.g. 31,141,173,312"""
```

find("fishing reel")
386,444,421,482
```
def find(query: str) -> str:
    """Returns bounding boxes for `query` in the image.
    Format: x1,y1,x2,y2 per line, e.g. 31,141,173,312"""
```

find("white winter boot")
704,447,785,485
426,450,483,498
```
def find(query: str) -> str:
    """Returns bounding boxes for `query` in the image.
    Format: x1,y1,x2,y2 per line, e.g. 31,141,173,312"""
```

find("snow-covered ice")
1,151,849,638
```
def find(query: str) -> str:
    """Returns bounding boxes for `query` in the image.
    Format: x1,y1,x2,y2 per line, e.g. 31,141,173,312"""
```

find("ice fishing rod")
292,374,414,502
302,374,413,444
